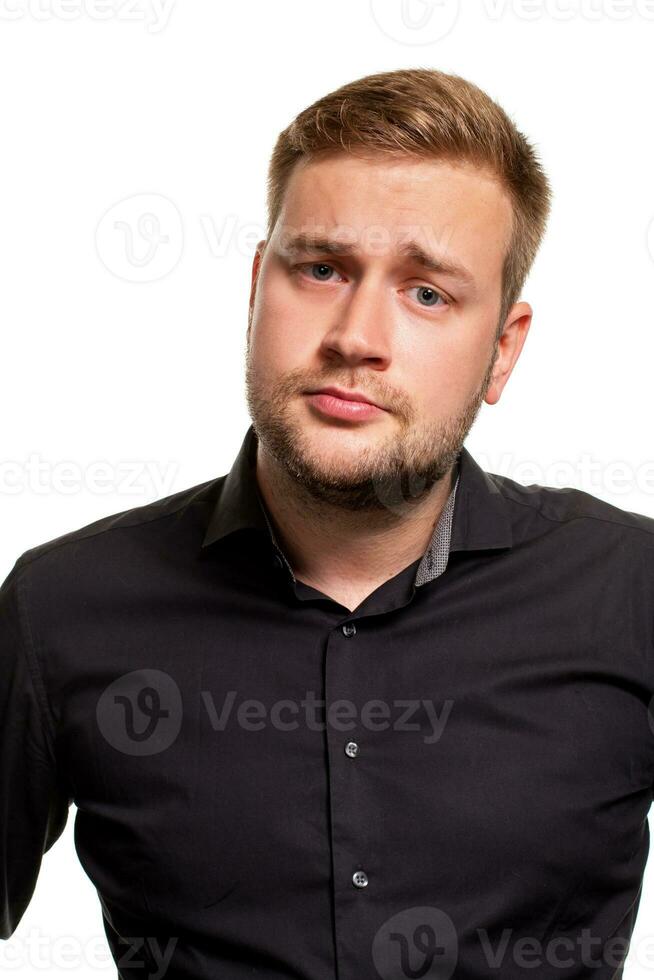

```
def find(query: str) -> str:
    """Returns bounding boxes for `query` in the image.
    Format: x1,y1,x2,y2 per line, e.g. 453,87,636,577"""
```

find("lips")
308,387,382,409
304,390,384,422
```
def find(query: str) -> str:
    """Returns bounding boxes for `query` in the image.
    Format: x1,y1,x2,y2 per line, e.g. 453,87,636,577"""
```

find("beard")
244,335,498,517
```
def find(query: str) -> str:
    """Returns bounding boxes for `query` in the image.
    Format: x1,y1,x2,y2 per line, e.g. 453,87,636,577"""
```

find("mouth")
303,387,387,422
304,386,385,410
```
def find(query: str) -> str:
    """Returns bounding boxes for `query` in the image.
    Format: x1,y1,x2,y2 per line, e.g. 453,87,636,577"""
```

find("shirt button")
342,622,357,637
352,870,369,888
345,741,359,758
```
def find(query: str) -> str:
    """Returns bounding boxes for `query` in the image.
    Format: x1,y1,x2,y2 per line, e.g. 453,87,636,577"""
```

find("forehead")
275,152,513,287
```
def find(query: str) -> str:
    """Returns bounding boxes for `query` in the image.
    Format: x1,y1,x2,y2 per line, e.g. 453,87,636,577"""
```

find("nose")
319,274,393,369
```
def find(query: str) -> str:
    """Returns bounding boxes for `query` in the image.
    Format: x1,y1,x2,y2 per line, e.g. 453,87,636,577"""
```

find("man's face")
245,152,530,513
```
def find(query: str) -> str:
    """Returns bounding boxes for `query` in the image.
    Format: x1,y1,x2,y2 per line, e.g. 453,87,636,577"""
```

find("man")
2,67,653,979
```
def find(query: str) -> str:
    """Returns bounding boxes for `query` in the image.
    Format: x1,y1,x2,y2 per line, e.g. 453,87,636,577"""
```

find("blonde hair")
266,68,552,337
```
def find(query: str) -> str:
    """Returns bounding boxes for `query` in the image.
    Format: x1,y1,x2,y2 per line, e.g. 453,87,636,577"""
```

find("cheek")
249,292,310,379
404,333,489,416
253,278,325,362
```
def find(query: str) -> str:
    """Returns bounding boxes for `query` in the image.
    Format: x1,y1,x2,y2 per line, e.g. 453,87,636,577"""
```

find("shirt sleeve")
0,557,71,939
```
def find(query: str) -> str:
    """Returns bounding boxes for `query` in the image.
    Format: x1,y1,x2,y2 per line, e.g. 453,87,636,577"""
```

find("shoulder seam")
491,476,654,539
16,478,221,572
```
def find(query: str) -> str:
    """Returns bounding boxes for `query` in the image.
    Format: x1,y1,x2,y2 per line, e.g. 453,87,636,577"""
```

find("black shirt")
2,423,654,979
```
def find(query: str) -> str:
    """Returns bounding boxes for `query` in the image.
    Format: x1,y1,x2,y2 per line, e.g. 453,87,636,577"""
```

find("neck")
255,442,457,593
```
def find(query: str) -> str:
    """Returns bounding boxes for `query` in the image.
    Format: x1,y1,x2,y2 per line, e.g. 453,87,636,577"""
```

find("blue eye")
309,263,336,281
407,285,446,308
295,264,447,308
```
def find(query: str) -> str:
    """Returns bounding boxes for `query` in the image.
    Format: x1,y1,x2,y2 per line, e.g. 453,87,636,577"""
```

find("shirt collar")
201,423,512,561
202,423,270,546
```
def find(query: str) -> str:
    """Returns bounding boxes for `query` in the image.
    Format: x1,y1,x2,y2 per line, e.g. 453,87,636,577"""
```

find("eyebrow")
279,233,475,287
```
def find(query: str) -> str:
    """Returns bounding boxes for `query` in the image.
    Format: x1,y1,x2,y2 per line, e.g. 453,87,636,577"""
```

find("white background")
1,0,654,976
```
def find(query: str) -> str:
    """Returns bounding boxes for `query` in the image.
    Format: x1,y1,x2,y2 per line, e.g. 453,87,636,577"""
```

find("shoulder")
11,475,225,586
489,468,654,546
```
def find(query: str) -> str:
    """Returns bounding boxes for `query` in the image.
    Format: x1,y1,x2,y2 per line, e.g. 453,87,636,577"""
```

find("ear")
248,239,267,335
484,301,532,406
